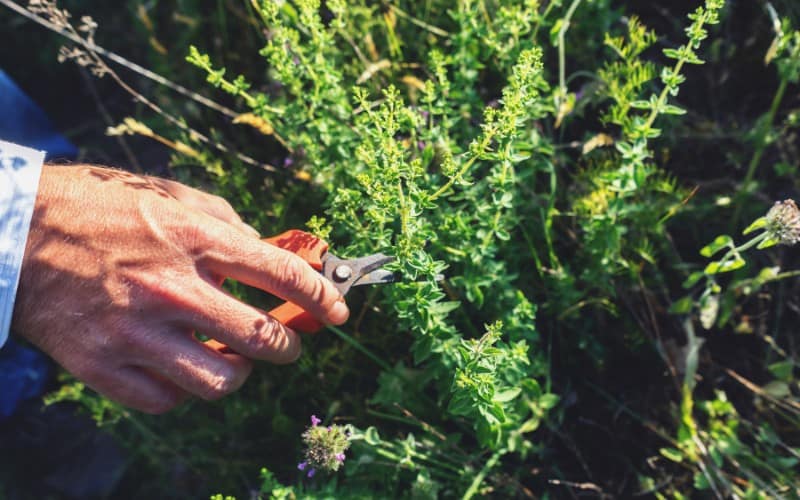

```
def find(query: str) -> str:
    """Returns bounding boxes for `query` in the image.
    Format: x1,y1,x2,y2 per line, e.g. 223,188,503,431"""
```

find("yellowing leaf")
554,93,575,129
173,141,200,158
233,113,274,136
383,9,397,30
294,171,312,182
582,133,615,155
136,4,154,32
401,75,426,91
357,59,392,84
149,36,168,56
765,37,780,65
364,33,379,61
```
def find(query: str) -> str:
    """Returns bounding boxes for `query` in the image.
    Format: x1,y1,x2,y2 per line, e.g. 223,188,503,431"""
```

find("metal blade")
322,253,396,295
354,271,445,287
351,268,397,287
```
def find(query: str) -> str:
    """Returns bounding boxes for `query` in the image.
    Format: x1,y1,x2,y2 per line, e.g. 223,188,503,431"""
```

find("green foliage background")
2,0,800,498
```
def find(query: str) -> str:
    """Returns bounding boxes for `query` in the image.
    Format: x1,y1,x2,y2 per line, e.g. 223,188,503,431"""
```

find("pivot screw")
333,265,353,282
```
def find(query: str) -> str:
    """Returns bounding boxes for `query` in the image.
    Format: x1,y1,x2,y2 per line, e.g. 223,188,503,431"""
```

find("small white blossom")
765,199,800,246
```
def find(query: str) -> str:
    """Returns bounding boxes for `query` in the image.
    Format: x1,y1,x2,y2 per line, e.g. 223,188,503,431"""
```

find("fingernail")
331,300,350,325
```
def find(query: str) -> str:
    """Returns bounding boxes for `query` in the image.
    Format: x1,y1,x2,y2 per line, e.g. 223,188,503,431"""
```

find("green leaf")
539,393,560,410
682,271,705,289
700,235,733,257
493,388,522,403
763,380,791,398
757,236,780,249
716,291,736,327
521,378,542,398
753,266,780,285
510,152,532,162
704,255,745,274
660,447,684,463
669,295,694,314
518,418,541,434
767,361,794,381
364,426,382,445
742,216,767,235
429,301,461,315
662,48,682,60
662,104,686,115
693,472,710,490
549,20,564,46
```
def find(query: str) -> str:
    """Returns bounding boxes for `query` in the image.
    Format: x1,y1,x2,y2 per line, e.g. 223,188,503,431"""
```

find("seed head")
765,199,800,246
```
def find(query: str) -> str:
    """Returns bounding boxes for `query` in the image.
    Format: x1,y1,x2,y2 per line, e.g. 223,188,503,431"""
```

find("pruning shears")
263,230,397,333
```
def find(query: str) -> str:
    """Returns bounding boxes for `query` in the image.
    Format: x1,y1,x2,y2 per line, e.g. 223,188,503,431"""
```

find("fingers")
133,329,253,401
84,365,189,414
174,282,303,364
199,222,350,326
152,177,260,237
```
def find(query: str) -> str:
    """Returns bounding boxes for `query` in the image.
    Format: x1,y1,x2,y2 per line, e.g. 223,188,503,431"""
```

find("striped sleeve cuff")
0,141,45,348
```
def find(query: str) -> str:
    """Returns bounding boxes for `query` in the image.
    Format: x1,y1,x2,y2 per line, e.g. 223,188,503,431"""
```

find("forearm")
0,140,44,348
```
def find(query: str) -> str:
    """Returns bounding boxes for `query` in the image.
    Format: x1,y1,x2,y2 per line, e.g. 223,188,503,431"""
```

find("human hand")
12,165,349,413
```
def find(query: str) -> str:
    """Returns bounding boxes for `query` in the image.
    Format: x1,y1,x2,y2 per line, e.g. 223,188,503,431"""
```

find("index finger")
197,220,350,326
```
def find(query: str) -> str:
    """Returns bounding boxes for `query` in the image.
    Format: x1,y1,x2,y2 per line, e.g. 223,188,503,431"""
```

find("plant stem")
741,77,788,192
734,231,770,253
327,325,393,372
705,231,769,278
430,134,494,201
462,449,505,500
731,77,789,229
643,58,686,132
371,445,461,478
557,0,583,101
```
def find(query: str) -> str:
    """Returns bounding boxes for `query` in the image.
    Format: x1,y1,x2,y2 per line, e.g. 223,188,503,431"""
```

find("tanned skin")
12,165,349,413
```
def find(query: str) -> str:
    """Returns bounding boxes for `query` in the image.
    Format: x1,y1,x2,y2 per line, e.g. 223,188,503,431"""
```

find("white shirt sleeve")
0,140,45,348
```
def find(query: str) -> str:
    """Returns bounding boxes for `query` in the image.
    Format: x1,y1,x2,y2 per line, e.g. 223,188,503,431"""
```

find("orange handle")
268,302,323,333
263,230,329,333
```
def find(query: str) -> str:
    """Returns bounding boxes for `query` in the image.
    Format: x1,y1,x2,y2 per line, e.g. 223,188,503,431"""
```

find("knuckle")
244,319,277,354
186,220,208,247
243,318,289,358
270,252,308,295
211,195,236,215
180,217,229,261
307,273,327,305
172,215,209,253
199,366,239,401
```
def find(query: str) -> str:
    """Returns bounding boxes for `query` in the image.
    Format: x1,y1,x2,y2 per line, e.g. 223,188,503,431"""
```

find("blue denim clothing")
0,69,77,159
1,68,73,417
0,339,49,417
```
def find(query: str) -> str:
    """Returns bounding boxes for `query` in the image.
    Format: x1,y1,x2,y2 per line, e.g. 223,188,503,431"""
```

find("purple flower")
310,415,322,427
283,156,294,168
420,109,430,120
298,461,308,471
307,468,316,478
417,141,426,151
335,453,346,463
